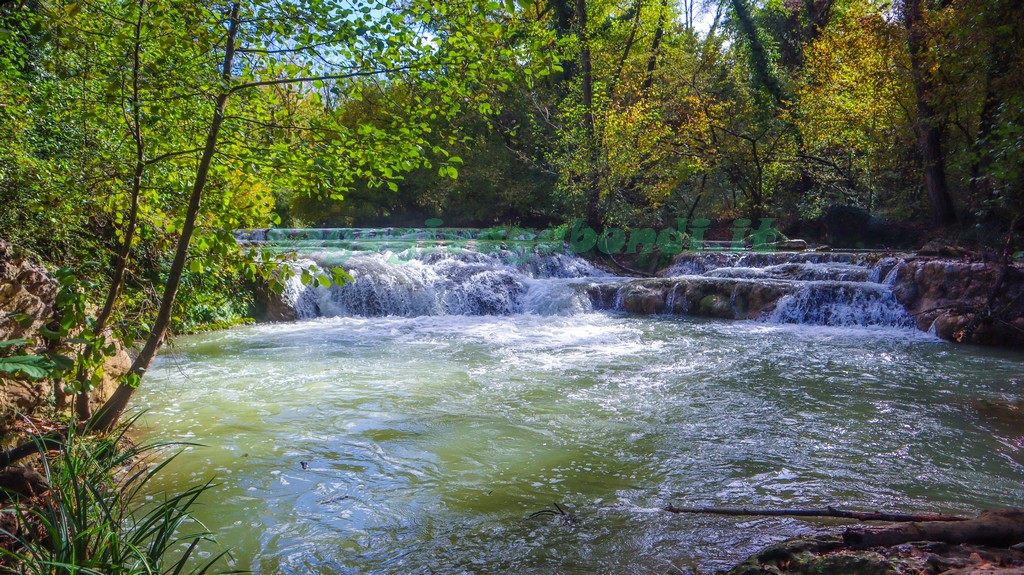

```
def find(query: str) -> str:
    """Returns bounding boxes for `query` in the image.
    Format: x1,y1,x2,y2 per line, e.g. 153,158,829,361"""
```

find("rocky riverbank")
588,251,1024,349
0,240,128,427
720,509,1024,575
722,531,1024,575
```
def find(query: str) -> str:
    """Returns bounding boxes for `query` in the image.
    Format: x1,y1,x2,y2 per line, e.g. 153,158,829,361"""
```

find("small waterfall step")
239,228,915,328
597,251,916,328
242,228,609,319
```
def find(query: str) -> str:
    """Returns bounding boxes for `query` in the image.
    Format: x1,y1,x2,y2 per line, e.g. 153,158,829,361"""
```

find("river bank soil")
723,508,1024,575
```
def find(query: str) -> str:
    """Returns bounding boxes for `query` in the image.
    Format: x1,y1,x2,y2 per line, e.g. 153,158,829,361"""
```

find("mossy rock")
720,533,905,575
698,294,733,318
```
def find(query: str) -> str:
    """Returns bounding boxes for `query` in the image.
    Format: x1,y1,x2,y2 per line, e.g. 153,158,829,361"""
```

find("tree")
796,1,918,216
0,0,555,463
902,0,958,226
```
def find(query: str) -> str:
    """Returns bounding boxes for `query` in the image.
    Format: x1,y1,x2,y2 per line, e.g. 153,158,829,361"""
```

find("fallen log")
843,508,1024,549
663,504,969,523
0,465,49,499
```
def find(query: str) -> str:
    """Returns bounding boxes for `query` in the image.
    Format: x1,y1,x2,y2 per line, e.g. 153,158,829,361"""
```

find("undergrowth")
0,417,240,574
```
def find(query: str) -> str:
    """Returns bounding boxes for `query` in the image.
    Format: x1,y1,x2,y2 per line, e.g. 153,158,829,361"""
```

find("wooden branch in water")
663,505,969,523
843,508,1024,549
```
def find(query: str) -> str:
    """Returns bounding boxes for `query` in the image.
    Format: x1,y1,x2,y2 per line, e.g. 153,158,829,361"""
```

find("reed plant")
0,416,239,574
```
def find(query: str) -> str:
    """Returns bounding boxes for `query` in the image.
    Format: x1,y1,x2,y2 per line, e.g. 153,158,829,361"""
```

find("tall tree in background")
902,0,958,226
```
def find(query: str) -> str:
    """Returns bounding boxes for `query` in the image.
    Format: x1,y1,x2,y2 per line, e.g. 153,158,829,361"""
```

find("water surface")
136,313,1024,574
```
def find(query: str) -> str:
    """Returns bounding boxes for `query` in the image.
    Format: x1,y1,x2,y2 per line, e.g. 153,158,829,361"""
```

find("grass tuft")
0,415,243,574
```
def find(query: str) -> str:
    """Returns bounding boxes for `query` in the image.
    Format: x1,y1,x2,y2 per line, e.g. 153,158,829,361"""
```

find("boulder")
698,293,733,318
0,241,58,342
252,277,301,322
891,258,1024,347
0,239,126,426
620,285,666,314
588,277,796,321
918,240,972,259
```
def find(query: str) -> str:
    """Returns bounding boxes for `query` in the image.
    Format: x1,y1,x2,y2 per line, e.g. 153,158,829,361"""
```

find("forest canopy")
0,0,1021,363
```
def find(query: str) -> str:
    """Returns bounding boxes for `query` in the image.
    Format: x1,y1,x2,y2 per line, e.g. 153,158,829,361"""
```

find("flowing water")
135,230,1024,574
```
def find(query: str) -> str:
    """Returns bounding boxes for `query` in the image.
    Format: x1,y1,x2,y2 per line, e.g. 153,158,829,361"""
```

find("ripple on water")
134,314,1024,574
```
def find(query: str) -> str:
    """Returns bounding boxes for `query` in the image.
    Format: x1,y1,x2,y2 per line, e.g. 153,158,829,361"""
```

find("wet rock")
919,240,972,259
597,250,1023,349
891,258,1024,347
774,239,808,251
699,294,732,318
252,279,300,322
620,285,666,314
590,277,801,321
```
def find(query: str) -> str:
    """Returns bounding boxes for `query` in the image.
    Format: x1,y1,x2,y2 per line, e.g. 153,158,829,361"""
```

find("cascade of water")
243,228,917,327
767,281,915,328
278,244,602,318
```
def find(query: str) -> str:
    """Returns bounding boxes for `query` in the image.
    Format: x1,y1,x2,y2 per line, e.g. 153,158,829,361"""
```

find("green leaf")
5,312,34,329
46,353,75,372
330,267,353,285
38,326,64,340
0,339,32,348
0,355,54,379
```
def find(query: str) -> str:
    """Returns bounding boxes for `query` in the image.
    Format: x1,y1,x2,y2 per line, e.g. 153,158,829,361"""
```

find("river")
134,230,1024,574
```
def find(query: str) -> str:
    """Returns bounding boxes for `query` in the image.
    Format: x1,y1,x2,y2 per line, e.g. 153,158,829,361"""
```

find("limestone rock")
0,241,58,342
892,258,1024,347
0,239,126,425
775,239,808,251
594,251,1024,349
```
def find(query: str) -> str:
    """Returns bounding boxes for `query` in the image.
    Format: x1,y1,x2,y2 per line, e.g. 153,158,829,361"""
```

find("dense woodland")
0,1,1022,571
0,0,1022,426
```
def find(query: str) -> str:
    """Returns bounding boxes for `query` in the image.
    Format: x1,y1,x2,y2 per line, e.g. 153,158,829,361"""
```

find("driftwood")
0,466,49,499
663,505,969,522
843,508,1024,549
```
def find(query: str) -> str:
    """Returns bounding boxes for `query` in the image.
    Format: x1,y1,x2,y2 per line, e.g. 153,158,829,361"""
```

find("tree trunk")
87,2,242,433
904,0,957,227
664,505,967,523
576,0,601,228
641,0,668,93
843,508,1024,549
608,0,642,99
730,0,785,105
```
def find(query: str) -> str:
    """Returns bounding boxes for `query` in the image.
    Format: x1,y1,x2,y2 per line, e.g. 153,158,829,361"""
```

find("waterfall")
267,237,605,318
767,282,914,328
639,250,915,328
243,228,916,328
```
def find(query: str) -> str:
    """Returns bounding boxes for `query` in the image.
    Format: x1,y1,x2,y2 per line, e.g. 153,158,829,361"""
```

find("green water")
135,314,1024,574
